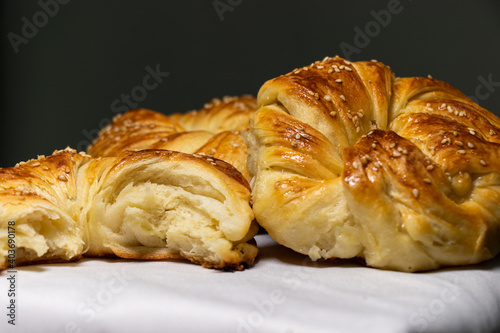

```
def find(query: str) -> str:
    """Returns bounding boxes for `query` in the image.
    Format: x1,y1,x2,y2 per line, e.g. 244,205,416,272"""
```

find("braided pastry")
0,148,258,270
88,95,257,181
245,56,500,272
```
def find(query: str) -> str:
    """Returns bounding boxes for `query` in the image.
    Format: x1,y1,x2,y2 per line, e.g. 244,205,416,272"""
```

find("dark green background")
2,0,500,167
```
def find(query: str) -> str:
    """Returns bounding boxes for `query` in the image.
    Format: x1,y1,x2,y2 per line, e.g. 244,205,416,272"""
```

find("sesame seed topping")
295,133,301,140
345,66,352,71
330,111,337,117
397,147,403,152
467,142,474,148
403,149,408,155
457,149,466,155
339,65,345,70
291,141,298,147
389,143,396,148
325,95,332,101
490,129,497,135
307,91,314,96
65,167,70,173
317,65,324,69
328,69,333,74
374,161,382,168
426,103,431,107
360,156,368,165
356,126,361,133
393,151,401,157
423,178,432,184
58,174,67,181
32,161,41,167
455,141,463,147
352,161,359,169
412,188,419,198
335,79,343,83
469,130,476,135
426,165,434,171
314,93,320,99
480,159,487,166
371,143,377,149
340,95,346,101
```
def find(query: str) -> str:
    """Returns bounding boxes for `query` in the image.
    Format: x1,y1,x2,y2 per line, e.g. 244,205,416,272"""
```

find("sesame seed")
467,142,474,148
393,151,401,157
389,143,396,148
345,67,352,71
447,106,453,113
457,149,466,155
480,160,487,166
297,127,304,131
412,188,419,198
314,93,319,99
335,79,343,83
356,126,361,133
58,174,67,181
340,95,346,101
426,165,434,171
325,95,332,101
206,158,214,162
423,178,432,184
428,75,433,79
371,143,377,149
339,65,345,70
303,67,309,71
295,133,301,140
328,69,333,74
65,167,70,173
294,70,301,74
274,181,281,188
352,161,359,169
231,143,240,148
490,129,497,135
426,103,431,107
32,161,41,167
469,130,476,135
307,91,314,96
291,141,298,147
403,149,408,155
347,113,353,119
455,141,463,146
317,65,324,69
211,162,217,166
330,111,337,117
397,147,403,152
374,161,382,168
360,156,368,165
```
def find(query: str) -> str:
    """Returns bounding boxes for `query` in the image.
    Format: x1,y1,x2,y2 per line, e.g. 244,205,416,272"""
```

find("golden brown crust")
247,56,500,272
87,96,257,181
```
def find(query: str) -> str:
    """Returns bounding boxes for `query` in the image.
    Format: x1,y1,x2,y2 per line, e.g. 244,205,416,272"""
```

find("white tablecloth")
1,234,499,333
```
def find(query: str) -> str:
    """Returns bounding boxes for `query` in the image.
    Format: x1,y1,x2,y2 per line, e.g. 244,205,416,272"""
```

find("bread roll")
0,148,258,270
245,56,500,272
